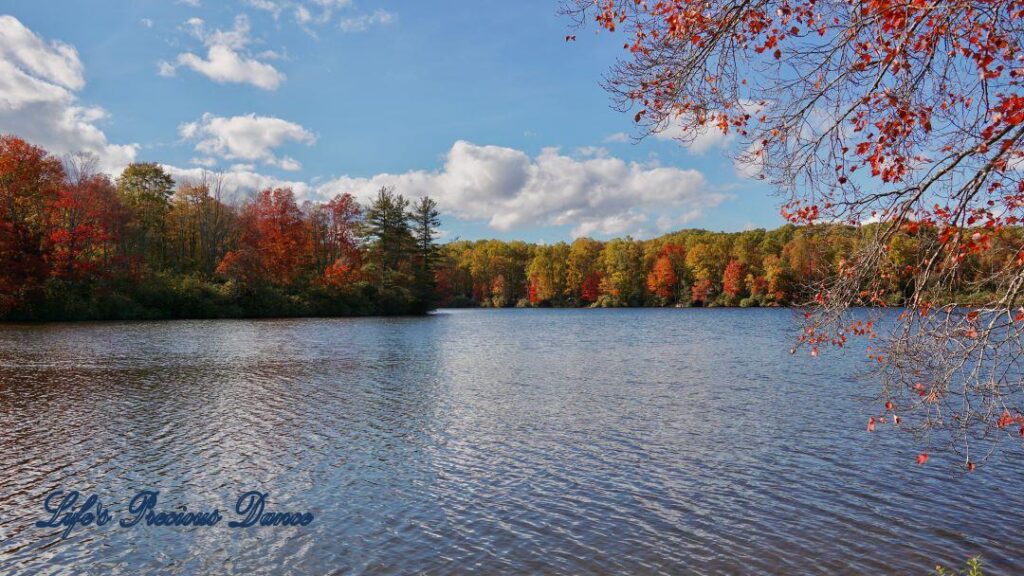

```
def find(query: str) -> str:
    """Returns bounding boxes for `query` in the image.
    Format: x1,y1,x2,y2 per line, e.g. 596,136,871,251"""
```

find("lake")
0,308,1021,574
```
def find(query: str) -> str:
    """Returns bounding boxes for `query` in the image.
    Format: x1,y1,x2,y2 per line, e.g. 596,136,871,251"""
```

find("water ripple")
0,310,1021,574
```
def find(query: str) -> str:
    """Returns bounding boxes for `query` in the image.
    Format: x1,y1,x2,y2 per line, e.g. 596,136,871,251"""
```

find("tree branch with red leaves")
564,0,1024,467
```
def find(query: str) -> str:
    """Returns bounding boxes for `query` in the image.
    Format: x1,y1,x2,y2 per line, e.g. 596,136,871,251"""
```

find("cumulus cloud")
0,15,136,173
603,132,630,144
339,9,395,32
162,141,726,237
179,112,316,171
316,141,727,238
159,15,285,90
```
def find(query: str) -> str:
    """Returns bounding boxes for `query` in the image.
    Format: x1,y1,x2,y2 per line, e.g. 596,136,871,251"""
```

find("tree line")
3,134,1019,321
437,223,1024,310
0,136,440,320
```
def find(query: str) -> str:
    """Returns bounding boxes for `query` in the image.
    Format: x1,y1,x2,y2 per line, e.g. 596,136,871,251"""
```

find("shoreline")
0,304,902,326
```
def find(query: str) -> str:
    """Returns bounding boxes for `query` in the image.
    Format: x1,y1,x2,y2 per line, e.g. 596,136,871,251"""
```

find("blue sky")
0,0,783,241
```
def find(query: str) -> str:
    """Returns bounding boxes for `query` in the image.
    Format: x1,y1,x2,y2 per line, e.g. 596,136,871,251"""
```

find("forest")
2,134,1020,321
0,136,440,320
437,222,1023,309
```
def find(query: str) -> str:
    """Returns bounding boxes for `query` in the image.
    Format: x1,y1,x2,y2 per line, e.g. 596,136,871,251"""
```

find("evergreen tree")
361,186,413,287
409,196,441,311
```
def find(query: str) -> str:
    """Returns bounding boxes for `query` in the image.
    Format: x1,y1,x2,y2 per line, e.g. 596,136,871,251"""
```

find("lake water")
0,308,1021,574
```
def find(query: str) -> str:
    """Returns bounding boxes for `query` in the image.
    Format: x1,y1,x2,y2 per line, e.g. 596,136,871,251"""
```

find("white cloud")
316,141,727,238
0,15,136,174
339,9,395,32
653,116,735,154
160,15,285,90
245,0,283,19
190,156,218,167
141,18,154,28
163,164,312,201
179,112,316,171
178,0,201,6
294,6,313,25
0,16,84,92
574,146,609,158
157,60,177,76
293,0,348,28
165,140,727,237
734,142,767,180
603,132,630,144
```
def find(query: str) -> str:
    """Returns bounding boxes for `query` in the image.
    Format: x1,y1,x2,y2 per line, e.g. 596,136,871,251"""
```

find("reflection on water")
0,309,1021,574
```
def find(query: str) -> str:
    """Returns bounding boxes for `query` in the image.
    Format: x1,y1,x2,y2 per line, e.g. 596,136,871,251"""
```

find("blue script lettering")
229,491,314,528
35,490,110,539
119,491,222,528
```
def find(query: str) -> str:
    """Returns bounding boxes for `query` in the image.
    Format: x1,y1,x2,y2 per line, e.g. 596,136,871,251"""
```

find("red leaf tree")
218,188,311,287
311,192,363,288
647,255,678,301
0,136,64,313
722,260,746,301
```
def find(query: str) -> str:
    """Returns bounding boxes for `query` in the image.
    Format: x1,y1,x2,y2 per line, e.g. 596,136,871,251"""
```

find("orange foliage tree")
0,136,65,312
218,188,310,287
722,260,746,301
646,255,678,300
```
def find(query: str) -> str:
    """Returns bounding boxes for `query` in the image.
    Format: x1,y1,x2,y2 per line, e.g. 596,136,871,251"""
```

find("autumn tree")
166,174,237,276
600,237,645,306
685,241,727,303
218,187,310,287
646,243,687,304
528,243,570,305
564,0,1024,463
310,192,363,289
721,260,747,303
647,255,678,302
48,157,125,281
566,237,604,304
0,136,64,313
116,162,174,269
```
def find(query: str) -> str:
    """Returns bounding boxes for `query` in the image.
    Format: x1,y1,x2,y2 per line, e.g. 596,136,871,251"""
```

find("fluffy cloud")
317,141,727,238
0,15,136,173
162,141,727,237
159,15,285,90
179,112,316,171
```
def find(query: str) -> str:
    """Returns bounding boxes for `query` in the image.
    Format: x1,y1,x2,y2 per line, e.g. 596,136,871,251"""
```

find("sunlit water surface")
0,309,1021,574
